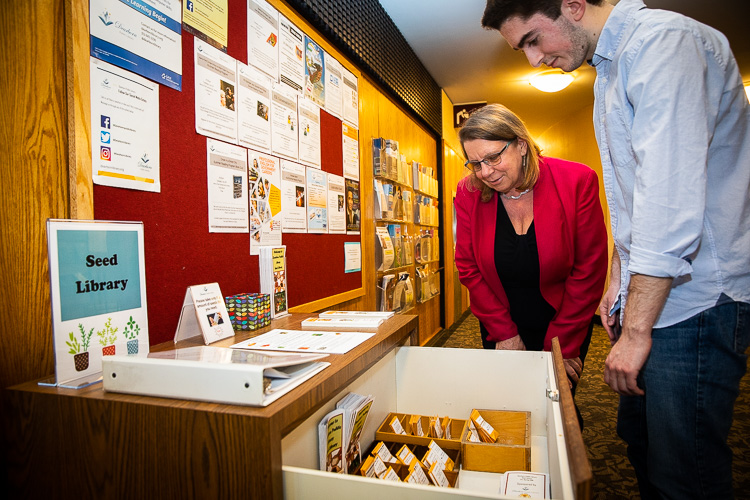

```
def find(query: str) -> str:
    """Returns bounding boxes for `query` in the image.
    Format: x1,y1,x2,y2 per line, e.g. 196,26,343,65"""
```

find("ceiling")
378,0,750,136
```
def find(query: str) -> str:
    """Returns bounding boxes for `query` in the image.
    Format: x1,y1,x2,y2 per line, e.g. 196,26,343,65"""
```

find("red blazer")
454,156,608,358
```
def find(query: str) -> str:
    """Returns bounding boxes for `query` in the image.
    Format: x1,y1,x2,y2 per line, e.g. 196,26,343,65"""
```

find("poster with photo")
194,39,238,143
298,97,321,168
345,178,361,234
327,173,345,234
237,62,272,151
324,56,343,119
280,159,307,233
278,14,304,93
306,167,328,233
247,0,279,80
248,149,282,254
303,35,325,108
270,83,299,160
207,138,249,233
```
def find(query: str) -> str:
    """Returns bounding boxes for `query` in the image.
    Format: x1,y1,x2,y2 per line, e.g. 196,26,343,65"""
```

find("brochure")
259,246,289,317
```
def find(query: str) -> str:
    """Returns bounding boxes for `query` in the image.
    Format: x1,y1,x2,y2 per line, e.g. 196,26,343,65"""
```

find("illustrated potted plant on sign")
97,318,119,356
122,316,141,354
66,323,95,372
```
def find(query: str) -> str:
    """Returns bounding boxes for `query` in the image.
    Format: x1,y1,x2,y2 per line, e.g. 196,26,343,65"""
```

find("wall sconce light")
529,70,575,93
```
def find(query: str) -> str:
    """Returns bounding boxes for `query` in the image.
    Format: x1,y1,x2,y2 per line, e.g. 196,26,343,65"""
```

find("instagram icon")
100,146,112,161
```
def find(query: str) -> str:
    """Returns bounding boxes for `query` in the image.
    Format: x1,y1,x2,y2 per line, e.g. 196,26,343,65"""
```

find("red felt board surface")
93,1,362,345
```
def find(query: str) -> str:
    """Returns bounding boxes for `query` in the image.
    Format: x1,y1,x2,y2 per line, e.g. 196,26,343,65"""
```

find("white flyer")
325,56,343,119
298,97,322,168
278,14,305,93
231,328,375,354
207,138,249,233
248,149,282,254
306,167,328,233
327,173,346,234
281,159,308,233
237,62,272,152
342,122,360,180
90,58,160,192
90,0,182,90
303,35,326,108
344,242,362,273
247,0,279,81
175,282,234,345
194,39,238,143
271,83,299,160
342,67,359,127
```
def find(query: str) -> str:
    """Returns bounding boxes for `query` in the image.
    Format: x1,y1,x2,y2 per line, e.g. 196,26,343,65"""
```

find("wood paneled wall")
0,0,70,391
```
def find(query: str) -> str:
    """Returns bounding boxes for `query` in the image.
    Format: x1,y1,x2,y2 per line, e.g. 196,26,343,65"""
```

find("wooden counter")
3,313,419,499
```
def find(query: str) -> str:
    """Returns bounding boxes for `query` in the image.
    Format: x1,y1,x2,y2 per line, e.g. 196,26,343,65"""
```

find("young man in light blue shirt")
483,0,750,498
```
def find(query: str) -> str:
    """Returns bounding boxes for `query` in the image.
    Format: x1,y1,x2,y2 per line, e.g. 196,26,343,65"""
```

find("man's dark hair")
482,0,605,30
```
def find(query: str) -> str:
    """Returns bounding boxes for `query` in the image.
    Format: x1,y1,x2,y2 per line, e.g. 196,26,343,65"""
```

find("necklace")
500,188,530,200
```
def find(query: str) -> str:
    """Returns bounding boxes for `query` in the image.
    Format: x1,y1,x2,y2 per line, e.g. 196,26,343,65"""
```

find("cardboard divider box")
352,441,460,488
461,409,531,473
374,412,467,450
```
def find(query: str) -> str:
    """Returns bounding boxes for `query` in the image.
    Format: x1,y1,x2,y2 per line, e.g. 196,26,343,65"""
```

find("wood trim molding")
65,0,93,219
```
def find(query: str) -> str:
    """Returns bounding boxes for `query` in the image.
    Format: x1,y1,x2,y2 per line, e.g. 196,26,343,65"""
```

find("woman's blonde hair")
459,104,542,202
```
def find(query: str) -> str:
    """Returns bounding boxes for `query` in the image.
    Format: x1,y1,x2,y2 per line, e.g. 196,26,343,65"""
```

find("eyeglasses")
464,139,516,172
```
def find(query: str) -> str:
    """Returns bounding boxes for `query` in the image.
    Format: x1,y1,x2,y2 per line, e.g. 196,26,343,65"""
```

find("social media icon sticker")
100,131,111,143
101,115,111,129
100,146,111,161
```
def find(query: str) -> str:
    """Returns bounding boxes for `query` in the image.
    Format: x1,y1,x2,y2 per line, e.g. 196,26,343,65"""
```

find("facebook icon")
101,115,111,129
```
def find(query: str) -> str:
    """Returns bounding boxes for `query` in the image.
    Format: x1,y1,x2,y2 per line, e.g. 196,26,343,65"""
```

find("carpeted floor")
430,311,750,499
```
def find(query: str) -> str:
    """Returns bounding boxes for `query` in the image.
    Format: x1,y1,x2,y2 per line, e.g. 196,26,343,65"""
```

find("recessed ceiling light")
529,71,575,93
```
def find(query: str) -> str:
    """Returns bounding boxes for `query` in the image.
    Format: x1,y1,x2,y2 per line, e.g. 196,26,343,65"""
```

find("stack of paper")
318,392,375,474
300,316,384,331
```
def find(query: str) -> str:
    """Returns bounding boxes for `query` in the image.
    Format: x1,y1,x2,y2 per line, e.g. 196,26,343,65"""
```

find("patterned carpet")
430,312,750,499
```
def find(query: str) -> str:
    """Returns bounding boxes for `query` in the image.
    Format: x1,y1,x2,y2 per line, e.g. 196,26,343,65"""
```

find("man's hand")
603,274,672,395
599,248,622,345
495,335,526,351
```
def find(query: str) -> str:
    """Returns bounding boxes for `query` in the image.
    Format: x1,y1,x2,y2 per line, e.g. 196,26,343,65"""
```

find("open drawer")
281,339,590,499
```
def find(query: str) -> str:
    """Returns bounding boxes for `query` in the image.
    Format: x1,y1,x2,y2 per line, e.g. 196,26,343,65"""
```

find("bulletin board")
93,0,362,346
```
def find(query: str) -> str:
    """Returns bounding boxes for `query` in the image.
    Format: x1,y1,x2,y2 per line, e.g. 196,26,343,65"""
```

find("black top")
480,193,556,351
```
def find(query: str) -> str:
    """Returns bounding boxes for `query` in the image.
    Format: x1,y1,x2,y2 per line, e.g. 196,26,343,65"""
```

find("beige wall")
536,104,614,267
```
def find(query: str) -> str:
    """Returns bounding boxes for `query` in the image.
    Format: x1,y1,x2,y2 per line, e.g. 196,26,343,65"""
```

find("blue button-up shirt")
591,0,750,327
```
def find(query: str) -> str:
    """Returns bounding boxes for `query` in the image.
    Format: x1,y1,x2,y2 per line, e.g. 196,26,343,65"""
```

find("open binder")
102,346,330,406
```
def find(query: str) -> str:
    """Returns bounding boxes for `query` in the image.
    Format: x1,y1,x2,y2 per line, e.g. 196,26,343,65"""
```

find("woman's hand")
495,335,526,351
563,357,583,389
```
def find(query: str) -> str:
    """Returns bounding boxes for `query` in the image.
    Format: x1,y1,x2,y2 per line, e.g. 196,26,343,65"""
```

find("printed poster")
303,35,325,108
182,0,228,50
237,62,272,151
90,58,160,192
327,173,346,234
248,149,282,254
90,0,182,90
325,56,343,119
247,0,279,80
207,138,249,233
306,167,328,233
195,39,238,143
271,83,299,160
345,178,361,234
298,97,321,167
278,14,304,93
342,122,359,180
342,67,359,127
281,159,307,233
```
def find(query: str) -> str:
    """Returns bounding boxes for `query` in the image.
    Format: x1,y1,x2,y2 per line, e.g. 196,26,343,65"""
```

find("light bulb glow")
529,71,575,93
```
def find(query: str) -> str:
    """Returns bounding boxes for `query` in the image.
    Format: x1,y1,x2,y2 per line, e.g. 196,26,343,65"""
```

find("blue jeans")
617,301,750,499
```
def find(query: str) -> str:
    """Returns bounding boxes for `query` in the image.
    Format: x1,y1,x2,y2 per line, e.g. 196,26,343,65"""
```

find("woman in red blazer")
455,104,607,387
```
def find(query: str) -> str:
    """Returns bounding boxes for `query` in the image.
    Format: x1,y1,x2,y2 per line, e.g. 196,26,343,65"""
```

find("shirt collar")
591,0,646,67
